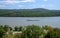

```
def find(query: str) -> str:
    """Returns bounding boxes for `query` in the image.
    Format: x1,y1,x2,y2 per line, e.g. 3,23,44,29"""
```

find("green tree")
21,25,44,38
14,26,19,31
3,25,9,32
0,26,4,38
13,33,22,38
42,25,53,31
44,28,60,38
19,26,23,31
9,27,12,31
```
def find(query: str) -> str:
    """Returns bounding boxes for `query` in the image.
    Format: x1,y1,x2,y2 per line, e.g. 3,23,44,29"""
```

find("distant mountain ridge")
0,8,60,17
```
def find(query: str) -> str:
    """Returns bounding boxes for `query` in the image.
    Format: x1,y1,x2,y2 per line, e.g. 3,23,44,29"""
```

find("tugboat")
27,19,40,21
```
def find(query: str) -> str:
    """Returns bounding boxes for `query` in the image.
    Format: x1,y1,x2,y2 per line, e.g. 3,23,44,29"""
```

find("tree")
19,26,23,31
44,28,60,38
9,27,12,31
13,33,21,38
21,25,44,38
3,25,9,32
0,25,4,38
14,26,19,31
42,25,53,31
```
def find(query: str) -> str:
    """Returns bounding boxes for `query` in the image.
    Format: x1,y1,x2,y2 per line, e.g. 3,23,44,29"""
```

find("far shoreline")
0,16,60,17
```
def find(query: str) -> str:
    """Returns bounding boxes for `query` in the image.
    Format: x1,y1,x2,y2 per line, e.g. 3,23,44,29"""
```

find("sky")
0,0,60,10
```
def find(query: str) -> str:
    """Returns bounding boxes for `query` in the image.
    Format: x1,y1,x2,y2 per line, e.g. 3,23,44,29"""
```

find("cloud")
22,0,35,2
0,5,6,9
0,0,35,9
49,4,54,7
0,0,35,4
40,4,53,8
43,0,48,2
5,0,19,1
18,5,23,7
41,5,45,8
0,4,24,9
0,1,20,4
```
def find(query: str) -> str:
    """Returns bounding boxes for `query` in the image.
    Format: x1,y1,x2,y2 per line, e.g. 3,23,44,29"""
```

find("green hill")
0,8,60,17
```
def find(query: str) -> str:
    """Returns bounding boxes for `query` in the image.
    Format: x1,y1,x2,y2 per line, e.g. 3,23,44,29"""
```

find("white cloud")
41,5,45,8
22,0,35,2
0,0,35,4
0,5,5,7
39,4,54,8
18,5,23,7
0,1,19,4
43,0,48,2
5,0,19,1
0,5,6,9
49,4,54,7
0,4,24,9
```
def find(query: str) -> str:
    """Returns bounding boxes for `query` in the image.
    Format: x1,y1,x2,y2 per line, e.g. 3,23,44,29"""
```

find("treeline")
0,25,60,38
0,8,60,17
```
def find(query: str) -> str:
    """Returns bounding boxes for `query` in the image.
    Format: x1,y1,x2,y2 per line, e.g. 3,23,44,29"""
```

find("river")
0,17,60,28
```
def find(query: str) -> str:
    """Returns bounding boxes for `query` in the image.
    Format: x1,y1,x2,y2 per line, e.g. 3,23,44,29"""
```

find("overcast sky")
0,0,60,10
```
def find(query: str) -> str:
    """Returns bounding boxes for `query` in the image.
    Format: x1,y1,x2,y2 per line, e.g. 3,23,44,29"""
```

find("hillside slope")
0,8,60,17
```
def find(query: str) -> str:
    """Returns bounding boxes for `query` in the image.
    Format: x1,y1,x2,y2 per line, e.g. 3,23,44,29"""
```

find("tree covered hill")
0,8,60,17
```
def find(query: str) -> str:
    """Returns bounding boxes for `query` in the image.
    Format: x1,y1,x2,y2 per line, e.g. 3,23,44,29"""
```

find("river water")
0,17,60,28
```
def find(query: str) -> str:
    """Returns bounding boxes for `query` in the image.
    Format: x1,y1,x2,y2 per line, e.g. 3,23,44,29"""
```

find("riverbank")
0,25,60,38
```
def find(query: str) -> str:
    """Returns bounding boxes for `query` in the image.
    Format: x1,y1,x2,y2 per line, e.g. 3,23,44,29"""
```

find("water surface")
0,17,60,28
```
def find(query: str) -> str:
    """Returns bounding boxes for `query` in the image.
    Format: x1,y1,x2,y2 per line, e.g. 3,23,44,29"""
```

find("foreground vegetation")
0,8,60,17
0,25,60,38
